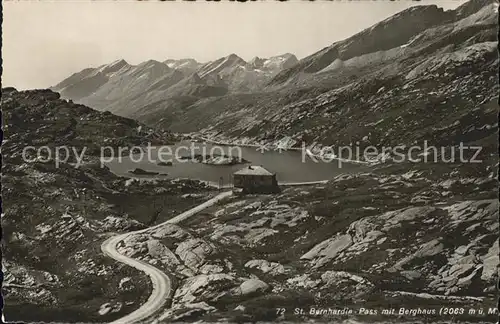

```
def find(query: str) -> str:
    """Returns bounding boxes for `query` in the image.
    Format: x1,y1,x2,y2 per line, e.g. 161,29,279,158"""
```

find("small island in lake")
128,168,160,175
179,154,249,166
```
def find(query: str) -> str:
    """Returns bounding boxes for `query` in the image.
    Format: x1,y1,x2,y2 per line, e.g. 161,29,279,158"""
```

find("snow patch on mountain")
198,54,247,78
164,59,202,75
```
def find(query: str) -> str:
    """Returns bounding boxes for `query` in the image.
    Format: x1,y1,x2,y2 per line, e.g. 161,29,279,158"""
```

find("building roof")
233,165,274,176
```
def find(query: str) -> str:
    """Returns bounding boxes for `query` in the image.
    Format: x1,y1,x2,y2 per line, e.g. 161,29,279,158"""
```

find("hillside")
54,1,498,164
2,88,176,157
148,164,498,322
1,88,214,322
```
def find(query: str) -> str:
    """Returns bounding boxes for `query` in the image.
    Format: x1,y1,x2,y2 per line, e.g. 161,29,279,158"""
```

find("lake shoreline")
192,136,371,166
103,139,369,185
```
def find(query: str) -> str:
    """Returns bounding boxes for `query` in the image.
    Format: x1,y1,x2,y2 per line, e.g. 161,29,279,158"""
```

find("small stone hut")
233,165,280,194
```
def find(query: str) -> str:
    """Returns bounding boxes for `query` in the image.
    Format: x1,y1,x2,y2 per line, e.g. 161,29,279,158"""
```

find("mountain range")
53,0,498,162
51,53,298,118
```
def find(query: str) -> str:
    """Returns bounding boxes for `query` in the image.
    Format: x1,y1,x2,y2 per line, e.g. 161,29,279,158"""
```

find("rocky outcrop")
128,168,160,176
175,239,217,271
245,259,285,276
173,274,236,304
159,301,216,321
208,201,310,246
233,278,270,296
175,164,497,322
298,198,498,299
7,1,496,322
150,224,190,240
480,240,499,282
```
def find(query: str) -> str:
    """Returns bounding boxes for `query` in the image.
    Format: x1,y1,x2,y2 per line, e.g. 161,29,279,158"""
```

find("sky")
3,0,467,90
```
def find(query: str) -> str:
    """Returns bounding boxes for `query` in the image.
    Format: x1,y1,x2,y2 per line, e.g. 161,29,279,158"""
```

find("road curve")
101,191,233,324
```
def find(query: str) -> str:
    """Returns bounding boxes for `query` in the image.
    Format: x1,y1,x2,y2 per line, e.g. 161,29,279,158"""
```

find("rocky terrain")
113,160,498,323
6,0,499,322
1,88,215,322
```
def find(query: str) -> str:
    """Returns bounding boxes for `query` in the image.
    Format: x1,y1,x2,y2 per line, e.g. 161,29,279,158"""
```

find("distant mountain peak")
227,53,244,60
111,58,129,66
163,58,202,76
131,60,172,77
197,54,247,78
248,56,266,69
98,59,130,75
164,58,199,65
140,59,167,67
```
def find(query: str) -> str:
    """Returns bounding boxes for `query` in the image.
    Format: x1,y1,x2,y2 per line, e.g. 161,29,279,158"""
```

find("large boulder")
232,278,270,296
150,223,190,240
480,240,499,282
301,234,353,268
146,239,180,266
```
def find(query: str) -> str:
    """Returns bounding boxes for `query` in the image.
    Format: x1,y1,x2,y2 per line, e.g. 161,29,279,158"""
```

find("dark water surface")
104,141,367,184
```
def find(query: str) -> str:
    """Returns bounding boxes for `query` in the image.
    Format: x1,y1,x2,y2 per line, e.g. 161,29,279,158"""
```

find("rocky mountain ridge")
269,4,455,86
270,0,497,86
163,0,498,169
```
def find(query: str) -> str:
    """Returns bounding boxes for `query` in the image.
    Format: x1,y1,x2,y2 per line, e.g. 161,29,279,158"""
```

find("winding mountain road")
101,191,233,324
